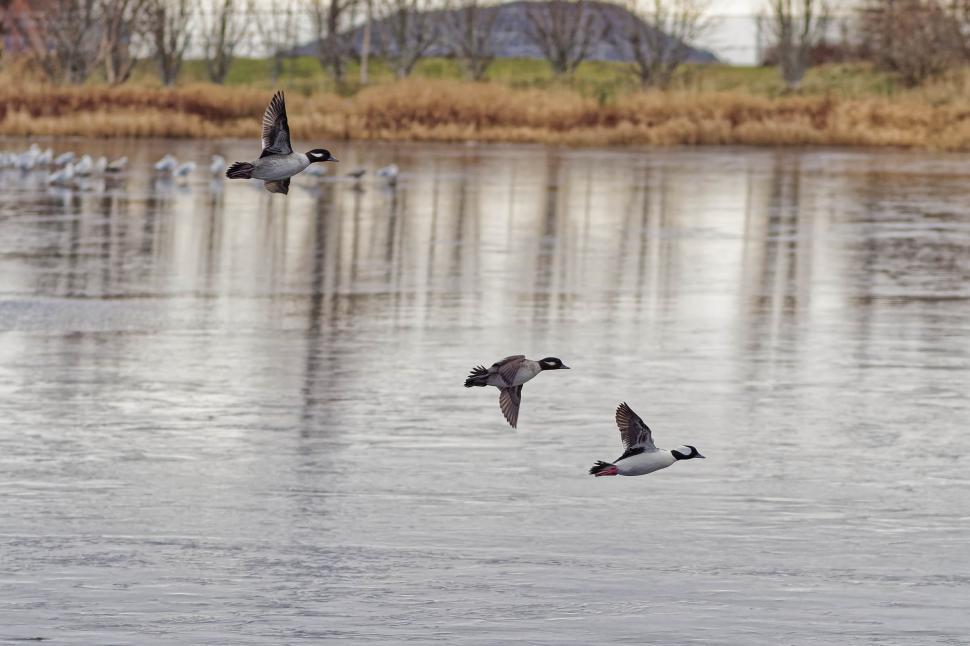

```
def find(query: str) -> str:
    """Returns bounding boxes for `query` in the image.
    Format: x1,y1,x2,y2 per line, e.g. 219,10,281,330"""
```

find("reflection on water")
0,140,968,644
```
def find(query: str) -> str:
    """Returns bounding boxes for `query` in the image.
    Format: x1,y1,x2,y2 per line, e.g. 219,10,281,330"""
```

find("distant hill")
292,0,719,64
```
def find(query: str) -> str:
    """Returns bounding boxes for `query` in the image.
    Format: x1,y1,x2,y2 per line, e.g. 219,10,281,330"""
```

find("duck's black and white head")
307,149,338,163
539,357,570,370
671,445,705,460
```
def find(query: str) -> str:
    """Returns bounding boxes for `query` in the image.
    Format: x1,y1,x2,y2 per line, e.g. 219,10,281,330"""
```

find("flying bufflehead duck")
464,355,570,428
589,402,705,477
226,90,338,194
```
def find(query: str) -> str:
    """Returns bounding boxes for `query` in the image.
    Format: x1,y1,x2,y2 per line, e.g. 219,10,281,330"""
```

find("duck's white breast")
617,451,676,476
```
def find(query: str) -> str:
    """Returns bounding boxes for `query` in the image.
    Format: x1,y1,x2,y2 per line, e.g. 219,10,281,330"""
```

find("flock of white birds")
0,143,400,190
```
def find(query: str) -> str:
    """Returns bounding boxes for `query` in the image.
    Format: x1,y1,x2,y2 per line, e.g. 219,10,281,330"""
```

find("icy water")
0,139,968,645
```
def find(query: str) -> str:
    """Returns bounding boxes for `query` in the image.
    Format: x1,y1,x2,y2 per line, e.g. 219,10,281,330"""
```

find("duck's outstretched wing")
615,402,656,459
260,90,292,158
264,178,290,194
499,385,523,429
493,355,525,387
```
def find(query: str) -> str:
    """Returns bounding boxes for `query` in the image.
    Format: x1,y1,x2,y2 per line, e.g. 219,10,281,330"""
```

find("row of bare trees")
762,0,970,89
857,0,970,86
2,0,247,84
5,0,967,90
2,0,715,87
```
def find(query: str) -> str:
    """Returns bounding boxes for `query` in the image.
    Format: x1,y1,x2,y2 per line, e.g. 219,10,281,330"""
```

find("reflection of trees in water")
302,183,335,431
837,164,970,382
201,181,224,298
740,153,806,353
96,189,115,294
530,150,559,322
845,168,970,302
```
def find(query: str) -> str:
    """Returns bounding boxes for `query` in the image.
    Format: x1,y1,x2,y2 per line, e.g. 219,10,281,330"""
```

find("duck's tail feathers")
226,161,253,179
464,365,489,387
589,461,619,477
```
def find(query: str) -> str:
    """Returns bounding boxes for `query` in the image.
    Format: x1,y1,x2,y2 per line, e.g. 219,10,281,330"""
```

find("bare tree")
763,0,830,90
857,0,967,85
146,0,191,85
12,0,102,83
0,0,13,63
378,0,437,78
360,0,373,83
525,0,608,76
614,0,708,88
306,0,356,83
257,0,299,81
99,0,150,85
953,0,970,58
442,0,500,80
201,0,252,84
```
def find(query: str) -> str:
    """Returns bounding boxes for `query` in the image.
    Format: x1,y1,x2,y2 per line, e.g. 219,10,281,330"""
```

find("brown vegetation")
2,78,970,150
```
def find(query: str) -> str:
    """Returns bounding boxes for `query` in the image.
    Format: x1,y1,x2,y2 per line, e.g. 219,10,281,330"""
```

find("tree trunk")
360,0,372,84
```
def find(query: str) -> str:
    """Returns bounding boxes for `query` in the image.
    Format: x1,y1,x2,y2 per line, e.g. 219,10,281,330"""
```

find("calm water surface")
0,139,968,645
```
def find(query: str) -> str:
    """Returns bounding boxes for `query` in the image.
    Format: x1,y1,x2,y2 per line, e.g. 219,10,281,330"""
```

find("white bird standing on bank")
74,154,94,176
95,156,108,173
54,151,75,166
47,162,75,186
464,355,570,428
154,154,177,172
589,403,705,477
174,161,196,177
106,156,128,172
376,163,399,186
225,90,338,195
16,150,38,171
209,155,225,176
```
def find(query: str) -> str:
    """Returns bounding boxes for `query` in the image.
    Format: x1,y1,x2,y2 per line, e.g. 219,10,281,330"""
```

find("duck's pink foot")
594,465,619,477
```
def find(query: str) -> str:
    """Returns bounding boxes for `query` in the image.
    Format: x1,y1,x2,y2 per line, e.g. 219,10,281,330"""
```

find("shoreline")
1,79,969,151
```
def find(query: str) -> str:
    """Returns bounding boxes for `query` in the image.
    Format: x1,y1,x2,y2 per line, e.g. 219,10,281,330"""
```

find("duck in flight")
464,355,569,428
226,90,338,194
590,403,704,477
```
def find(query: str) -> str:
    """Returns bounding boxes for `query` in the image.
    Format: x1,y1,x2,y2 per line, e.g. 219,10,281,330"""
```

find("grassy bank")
2,61,970,150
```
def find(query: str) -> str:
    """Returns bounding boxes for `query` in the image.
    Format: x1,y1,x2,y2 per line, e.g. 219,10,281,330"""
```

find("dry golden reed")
2,79,969,150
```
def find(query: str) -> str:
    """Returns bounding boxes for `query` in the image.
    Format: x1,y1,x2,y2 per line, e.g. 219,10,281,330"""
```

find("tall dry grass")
2,79,970,150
